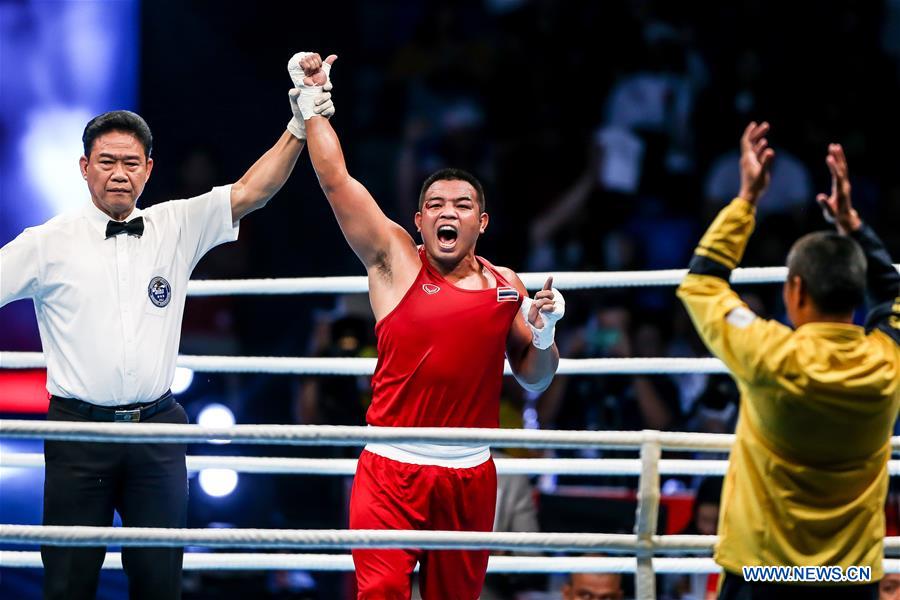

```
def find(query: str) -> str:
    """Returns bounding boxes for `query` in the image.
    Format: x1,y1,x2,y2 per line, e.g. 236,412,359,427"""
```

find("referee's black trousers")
41,398,189,600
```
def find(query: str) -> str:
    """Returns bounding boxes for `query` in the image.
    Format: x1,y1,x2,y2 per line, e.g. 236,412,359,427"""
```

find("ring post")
634,430,662,600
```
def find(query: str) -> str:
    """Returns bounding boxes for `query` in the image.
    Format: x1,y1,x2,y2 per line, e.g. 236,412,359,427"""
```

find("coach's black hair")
786,231,867,315
418,168,486,212
82,110,153,158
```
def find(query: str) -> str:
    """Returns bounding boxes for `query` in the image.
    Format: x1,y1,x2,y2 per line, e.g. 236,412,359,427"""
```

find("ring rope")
182,265,900,296
0,421,741,450
3,525,900,554
7,420,900,452
0,453,737,476
8,421,900,453
0,552,726,574
4,551,900,574
6,452,900,479
0,353,728,374
0,525,712,552
0,454,716,476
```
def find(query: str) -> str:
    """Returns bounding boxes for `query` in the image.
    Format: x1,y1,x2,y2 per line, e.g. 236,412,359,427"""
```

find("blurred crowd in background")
4,0,900,598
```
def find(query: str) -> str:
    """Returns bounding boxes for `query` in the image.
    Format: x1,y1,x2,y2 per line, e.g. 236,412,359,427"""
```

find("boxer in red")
294,53,563,599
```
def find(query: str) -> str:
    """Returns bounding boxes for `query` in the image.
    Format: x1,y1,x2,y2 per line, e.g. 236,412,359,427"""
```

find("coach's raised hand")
738,121,775,206
816,143,862,235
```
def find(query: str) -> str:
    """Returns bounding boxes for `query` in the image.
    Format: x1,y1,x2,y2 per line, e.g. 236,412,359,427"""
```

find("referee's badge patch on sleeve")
148,276,172,308
726,306,756,329
497,286,519,303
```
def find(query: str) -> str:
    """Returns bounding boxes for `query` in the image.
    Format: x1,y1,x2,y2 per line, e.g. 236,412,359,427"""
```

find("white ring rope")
7,451,900,478
0,454,739,476
2,525,899,555
5,421,900,452
183,265,900,296
0,421,738,450
0,525,711,552
5,452,893,476
0,352,728,374
0,552,727,574
4,551,900,574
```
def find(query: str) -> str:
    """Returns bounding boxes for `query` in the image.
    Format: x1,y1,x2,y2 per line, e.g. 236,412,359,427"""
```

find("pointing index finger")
543,276,553,292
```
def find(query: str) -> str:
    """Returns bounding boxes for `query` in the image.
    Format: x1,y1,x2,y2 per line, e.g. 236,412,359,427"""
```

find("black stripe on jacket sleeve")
688,254,732,281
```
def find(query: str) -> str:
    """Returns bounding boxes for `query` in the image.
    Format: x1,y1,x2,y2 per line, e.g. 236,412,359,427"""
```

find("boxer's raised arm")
306,110,412,271
229,53,335,223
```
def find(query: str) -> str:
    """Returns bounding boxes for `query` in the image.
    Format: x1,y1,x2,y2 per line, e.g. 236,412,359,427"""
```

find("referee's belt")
51,390,174,423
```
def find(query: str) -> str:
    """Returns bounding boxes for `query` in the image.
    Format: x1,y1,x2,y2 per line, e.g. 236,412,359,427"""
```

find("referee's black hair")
82,110,153,159
418,168,486,212
786,231,867,315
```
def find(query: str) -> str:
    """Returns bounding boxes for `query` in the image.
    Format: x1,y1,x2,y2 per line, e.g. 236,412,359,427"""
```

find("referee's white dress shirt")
0,185,238,406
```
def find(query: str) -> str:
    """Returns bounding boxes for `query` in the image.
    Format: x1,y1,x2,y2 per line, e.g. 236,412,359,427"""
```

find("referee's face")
80,130,154,221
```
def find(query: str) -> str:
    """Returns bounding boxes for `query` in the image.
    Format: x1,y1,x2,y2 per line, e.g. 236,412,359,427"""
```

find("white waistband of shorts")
364,441,491,469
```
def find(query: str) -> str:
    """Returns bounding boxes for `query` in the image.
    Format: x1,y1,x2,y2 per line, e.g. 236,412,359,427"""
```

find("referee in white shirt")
0,55,333,600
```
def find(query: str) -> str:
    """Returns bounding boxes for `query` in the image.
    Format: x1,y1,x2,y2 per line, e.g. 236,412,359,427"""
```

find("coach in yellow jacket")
678,123,900,599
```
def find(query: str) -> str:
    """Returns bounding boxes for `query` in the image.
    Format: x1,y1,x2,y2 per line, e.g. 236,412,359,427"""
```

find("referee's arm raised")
229,130,307,223
229,54,336,223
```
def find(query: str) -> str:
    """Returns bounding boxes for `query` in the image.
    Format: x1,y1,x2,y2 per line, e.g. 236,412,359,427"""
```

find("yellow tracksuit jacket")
677,197,900,580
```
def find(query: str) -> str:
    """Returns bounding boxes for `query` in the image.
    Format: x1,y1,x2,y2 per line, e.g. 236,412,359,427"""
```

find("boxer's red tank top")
367,247,522,428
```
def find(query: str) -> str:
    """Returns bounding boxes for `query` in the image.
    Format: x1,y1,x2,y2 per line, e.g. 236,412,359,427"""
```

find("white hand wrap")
519,287,566,350
287,89,306,140
287,87,334,140
287,51,334,120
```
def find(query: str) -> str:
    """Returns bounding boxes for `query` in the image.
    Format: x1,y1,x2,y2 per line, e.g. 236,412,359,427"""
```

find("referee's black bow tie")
105,217,144,239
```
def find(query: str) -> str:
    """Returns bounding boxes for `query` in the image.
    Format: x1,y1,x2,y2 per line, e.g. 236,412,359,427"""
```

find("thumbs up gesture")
287,52,338,120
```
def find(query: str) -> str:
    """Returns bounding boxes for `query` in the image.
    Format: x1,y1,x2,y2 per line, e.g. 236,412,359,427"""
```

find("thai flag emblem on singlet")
497,286,519,302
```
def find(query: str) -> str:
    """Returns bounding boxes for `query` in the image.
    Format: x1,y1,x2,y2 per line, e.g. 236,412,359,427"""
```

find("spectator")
562,572,625,600
881,574,900,600
664,478,724,600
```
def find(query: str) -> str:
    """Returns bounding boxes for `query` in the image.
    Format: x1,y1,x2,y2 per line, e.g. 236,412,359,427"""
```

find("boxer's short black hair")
419,168,486,212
